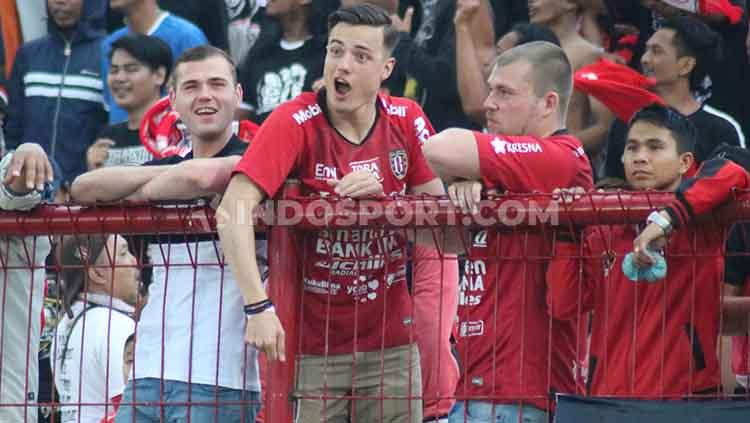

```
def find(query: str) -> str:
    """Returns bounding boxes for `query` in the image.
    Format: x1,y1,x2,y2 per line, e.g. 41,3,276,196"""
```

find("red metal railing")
1,188,749,422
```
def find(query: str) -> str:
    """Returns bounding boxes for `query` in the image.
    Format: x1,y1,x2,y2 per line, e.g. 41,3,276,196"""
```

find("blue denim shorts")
114,378,260,423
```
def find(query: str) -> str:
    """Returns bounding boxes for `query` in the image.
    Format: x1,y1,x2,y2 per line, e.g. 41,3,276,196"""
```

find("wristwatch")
647,210,672,235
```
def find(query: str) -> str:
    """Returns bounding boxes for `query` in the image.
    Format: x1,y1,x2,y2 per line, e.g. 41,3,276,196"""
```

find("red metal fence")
1,189,749,422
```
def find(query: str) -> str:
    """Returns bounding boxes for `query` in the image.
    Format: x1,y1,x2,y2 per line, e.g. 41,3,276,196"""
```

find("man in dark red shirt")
547,104,750,398
218,4,453,422
423,41,594,423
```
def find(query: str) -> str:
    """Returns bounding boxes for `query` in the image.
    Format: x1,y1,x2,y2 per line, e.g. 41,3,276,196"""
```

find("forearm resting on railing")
71,165,173,203
133,156,241,202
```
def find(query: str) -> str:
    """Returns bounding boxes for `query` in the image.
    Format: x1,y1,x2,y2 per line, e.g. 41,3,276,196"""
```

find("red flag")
237,119,260,142
140,97,258,159
574,58,666,123
661,0,744,24
613,34,639,64
139,97,188,159
701,0,744,24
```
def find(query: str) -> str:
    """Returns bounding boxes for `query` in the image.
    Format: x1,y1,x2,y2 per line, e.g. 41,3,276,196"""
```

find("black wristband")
244,299,274,316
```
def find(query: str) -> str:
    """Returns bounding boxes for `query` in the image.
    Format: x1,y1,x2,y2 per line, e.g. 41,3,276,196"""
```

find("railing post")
265,181,302,422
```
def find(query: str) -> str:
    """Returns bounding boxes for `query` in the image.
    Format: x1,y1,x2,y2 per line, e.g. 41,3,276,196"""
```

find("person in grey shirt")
0,142,58,422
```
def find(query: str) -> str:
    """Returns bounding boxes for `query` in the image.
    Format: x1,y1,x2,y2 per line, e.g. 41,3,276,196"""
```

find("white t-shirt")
52,295,135,423
133,240,262,391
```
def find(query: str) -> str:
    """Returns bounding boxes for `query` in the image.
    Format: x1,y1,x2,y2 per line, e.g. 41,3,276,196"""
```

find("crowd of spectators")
0,0,749,422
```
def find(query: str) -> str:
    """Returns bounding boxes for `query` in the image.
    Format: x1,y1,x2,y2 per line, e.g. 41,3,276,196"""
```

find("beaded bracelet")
244,299,274,316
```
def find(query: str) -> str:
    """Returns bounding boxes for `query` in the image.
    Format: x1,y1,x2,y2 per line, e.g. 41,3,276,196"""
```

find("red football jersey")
454,131,593,411
551,224,725,397
234,91,436,354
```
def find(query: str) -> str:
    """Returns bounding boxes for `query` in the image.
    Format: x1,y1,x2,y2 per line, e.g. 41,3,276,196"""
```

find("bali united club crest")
389,149,408,180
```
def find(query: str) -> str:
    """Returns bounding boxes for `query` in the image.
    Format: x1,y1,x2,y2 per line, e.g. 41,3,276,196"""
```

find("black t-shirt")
144,134,247,166
97,122,152,167
226,0,255,22
725,223,750,289
392,0,480,132
640,2,750,140
139,135,249,245
604,104,745,179
136,134,250,290
239,36,325,123
706,0,750,141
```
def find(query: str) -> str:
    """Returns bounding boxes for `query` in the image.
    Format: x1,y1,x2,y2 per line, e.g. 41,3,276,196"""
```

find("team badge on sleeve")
389,149,408,180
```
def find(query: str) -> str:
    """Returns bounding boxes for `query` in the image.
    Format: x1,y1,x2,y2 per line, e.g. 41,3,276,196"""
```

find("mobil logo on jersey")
292,103,322,125
389,149,408,180
491,137,543,155
380,98,406,117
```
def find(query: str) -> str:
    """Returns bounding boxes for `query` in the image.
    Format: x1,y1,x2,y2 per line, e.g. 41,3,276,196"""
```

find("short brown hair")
493,41,573,121
327,3,400,55
171,45,238,87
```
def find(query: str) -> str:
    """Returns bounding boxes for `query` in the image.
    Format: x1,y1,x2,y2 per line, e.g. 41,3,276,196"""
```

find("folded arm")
70,165,173,203
131,156,241,202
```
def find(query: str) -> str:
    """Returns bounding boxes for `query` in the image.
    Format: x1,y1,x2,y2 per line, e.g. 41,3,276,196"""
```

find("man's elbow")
217,174,263,228
423,129,464,179
192,171,219,194
70,174,98,202
194,157,241,194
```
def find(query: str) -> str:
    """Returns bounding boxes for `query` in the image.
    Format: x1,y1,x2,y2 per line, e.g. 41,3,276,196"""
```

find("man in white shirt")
72,45,261,423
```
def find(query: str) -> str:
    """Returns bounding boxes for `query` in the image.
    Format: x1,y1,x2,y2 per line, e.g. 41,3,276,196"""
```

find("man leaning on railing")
71,45,261,423
0,142,59,422
547,105,750,398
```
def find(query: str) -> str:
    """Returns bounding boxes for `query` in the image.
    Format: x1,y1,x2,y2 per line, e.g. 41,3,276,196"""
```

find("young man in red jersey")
218,4,457,422
422,41,594,423
547,104,750,398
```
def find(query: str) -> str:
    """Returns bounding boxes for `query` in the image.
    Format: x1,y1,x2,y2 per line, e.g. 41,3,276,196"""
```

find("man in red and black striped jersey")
547,104,750,398
423,41,594,423
219,4,457,422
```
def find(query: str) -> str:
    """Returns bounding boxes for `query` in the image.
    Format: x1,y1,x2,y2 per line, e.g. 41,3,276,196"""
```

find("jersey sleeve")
404,101,437,188
475,132,594,192
666,159,750,229
233,104,305,198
